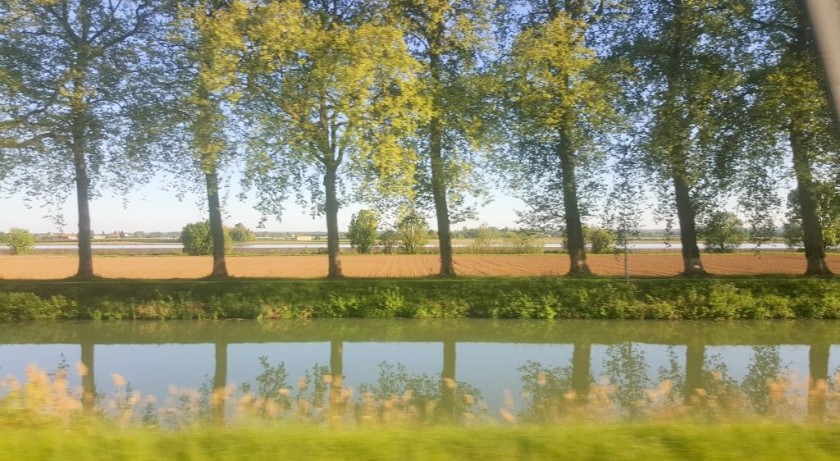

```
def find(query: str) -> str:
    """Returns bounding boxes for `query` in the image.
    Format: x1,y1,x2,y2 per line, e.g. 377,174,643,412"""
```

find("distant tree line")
1,0,838,278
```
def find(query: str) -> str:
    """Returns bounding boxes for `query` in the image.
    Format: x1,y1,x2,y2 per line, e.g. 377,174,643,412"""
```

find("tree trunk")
790,125,832,275
684,342,704,405
808,343,829,422
329,340,344,427
73,147,95,278
205,170,229,278
437,339,456,421
673,169,707,276
558,135,591,276
571,341,591,401
324,162,343,278
665,0,706,277
429,51,456,277
81,341,96,413
71,74,95,279
212,341,228,425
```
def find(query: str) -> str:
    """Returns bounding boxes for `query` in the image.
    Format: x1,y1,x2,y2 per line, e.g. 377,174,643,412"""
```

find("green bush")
1,278,839,321
585,227,615,254
5,228,35,255
700,211,746,253
396,211,429,254
0,292,75,320
229,223,256,243
347,210,379,254
180,221,233,256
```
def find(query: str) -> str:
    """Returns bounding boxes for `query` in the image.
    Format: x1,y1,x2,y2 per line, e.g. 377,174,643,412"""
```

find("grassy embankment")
0,277,839,320
2,423,838,460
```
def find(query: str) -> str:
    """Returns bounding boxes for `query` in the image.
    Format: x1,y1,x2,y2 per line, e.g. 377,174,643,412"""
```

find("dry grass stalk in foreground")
2,364,839,429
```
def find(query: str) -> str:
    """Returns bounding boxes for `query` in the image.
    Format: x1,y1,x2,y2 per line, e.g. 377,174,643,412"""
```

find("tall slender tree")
242,0,425,278
501,0,626,276
129,0,248,277
624,0,746,276
389,0,496,277
0,0,159,278
747,0,837,275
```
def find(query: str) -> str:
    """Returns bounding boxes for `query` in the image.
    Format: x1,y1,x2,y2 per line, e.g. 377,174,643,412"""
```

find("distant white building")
296,235,313,241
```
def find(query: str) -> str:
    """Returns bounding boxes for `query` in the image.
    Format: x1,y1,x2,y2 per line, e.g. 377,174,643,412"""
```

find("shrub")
229,223,256,243
506,230,544,254
347,210,379,254
396,210,429,254
5,228,35,255
585,227,615,254
700,211,745,252
180,221,232,256
378,230,398,254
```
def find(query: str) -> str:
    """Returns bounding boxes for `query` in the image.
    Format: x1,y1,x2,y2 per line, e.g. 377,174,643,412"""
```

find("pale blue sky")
0,176,531,234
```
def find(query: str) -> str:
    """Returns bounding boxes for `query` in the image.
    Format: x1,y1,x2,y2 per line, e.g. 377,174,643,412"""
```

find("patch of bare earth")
0,253,838,279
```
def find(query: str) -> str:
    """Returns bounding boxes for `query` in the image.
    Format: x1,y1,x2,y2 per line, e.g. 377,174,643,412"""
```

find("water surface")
2,320,838,423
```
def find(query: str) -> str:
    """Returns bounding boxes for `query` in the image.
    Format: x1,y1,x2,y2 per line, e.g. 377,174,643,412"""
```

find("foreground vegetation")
1,277,839,321
2,423,838,461
2,363,839,461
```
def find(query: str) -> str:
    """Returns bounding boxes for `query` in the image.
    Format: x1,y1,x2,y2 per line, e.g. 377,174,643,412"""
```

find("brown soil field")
1,253,839,279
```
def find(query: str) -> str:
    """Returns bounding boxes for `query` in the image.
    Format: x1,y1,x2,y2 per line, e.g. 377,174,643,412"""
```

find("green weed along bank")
3,424,840,461
0,277,839,320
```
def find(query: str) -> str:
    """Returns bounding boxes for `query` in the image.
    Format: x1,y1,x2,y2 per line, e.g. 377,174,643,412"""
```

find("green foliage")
396,211,429,254
347,210,379,254
242,1,425,219
0,292,75,321
585,227,615,254
470,223,498,254
784,184,840,249
700,212,746,253
378,230,398,255
228,223,256,243
179,221,232,256
0,278,837,321
5,228,35,255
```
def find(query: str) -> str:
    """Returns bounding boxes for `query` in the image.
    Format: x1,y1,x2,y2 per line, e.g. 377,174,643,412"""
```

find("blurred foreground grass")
4,363,840,459
2,423,839,460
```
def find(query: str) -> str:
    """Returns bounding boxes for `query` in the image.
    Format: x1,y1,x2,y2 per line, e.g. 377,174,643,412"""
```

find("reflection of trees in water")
236,357,330,421
740,346,791,416
603,343,650,419
517,360,576,423
238,357,292,416
656,347,685,402
656,347,740,420
357,362,482,423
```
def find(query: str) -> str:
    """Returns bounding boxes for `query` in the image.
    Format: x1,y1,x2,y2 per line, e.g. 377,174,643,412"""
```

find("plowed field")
1,253,838,279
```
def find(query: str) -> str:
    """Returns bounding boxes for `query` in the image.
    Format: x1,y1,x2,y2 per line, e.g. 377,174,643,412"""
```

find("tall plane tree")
389,0,496,277
0,0,158,278
502,0,625,275
131,0,247,277
243,0,424,278
625,0,746,276
748,0,837,275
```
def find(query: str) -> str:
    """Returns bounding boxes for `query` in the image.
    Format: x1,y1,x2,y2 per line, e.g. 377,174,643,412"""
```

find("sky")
0,173,533,234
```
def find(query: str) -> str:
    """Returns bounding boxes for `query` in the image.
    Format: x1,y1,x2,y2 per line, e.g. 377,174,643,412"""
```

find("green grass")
0,277,839,320
2,422,839,460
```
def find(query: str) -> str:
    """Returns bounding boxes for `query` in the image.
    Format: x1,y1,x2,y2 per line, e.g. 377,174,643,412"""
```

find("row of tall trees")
1,0,838,278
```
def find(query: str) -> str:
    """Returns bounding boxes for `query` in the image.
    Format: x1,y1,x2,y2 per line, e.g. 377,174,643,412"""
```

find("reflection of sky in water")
0,344,82,389
343,342,441,390
228,343,330,392
831,346,840,376
0,341,836,414
95,345,214,398
458,343,574,410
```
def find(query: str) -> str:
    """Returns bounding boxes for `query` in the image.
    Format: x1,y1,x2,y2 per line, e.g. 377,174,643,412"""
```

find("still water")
2,320,839,423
